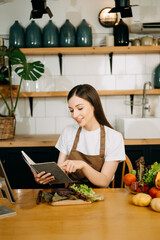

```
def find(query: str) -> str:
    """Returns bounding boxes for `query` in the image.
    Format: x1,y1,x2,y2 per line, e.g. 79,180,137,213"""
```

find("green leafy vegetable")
143,162,160,186
69,184,95,196
69,184,102,202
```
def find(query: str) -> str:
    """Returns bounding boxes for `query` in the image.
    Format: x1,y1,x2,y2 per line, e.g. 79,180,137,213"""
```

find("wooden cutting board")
50,194,104,206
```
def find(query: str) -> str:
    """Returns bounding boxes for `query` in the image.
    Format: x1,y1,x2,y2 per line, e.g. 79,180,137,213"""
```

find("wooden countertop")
0,188,159,240
0,135,160,147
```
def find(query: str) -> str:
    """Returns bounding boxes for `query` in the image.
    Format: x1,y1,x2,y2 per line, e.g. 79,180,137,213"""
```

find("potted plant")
0,46,44,139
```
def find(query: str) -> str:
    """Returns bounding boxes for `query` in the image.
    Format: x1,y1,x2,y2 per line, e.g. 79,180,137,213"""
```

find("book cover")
21,151,73,184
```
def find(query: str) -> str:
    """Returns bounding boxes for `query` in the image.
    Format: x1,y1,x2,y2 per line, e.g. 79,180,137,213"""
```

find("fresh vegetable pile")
37,184,103,204
124,157,160,212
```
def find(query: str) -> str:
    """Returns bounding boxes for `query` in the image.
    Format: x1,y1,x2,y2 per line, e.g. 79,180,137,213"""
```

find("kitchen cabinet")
125,145,160,167
0,142,160,189
0,146,60,189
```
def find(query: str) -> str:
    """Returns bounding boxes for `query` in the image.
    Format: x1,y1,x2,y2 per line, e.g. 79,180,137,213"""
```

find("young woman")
31,84,125,188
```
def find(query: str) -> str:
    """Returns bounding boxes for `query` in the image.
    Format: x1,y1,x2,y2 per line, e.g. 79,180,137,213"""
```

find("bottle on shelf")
60,19,76,47
77,19,92,47
9,20,25,48
113,18,129,46
0,45,9,85
154,64,160,88
43,20,59,47
26,20,42,48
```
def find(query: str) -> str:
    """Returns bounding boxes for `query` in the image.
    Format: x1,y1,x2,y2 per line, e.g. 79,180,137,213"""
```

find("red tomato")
137,187,142,193
142,185,149,193
149,187,160,198
124,173,136,185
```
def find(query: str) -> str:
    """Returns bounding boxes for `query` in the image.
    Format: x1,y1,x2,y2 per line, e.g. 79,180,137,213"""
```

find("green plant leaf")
14,60,44,81
0,47,45,116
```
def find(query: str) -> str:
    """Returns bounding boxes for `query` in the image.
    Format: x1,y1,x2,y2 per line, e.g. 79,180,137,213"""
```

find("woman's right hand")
30,168,55,185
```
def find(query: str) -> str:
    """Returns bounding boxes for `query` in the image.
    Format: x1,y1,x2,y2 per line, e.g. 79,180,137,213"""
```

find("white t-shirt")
55,125,125,162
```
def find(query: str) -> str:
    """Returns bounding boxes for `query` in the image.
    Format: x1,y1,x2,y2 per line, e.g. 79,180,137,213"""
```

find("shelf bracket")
109,52,113,74
29,97,33,117
58,53,63,75
130,94,134,115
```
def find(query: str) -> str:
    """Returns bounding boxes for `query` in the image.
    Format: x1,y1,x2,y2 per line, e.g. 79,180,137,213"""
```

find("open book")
21,151,73,184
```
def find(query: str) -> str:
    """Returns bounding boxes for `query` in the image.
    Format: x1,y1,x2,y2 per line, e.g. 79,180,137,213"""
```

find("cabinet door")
148,145,160,165
0,147,60,189
125,145,148,169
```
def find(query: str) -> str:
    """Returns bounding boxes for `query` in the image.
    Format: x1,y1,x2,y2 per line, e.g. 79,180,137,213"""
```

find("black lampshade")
30,0,53,19
109,0,138,18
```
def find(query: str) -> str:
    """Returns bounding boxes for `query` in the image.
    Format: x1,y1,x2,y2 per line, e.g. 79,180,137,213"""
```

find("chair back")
111,154,133,188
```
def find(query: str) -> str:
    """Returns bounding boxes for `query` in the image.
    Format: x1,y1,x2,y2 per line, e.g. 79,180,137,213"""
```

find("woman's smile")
68,95,100,131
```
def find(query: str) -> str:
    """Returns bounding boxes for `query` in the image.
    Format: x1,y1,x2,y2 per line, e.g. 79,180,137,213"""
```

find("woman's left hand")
60,160,86,173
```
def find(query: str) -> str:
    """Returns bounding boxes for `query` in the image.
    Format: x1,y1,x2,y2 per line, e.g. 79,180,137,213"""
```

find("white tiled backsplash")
0,0,160,135
1,53,159,135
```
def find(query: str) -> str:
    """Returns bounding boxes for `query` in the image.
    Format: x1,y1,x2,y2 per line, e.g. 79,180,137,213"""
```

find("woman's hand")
60,160,86,173
30,168,55,185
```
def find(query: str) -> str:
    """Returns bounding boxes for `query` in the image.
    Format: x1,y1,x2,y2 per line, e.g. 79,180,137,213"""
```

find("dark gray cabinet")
0,145,160,189
0,147,60,189
125,145,160,168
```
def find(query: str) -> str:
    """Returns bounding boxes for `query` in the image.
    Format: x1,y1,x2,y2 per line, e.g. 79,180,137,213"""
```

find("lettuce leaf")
143,162,160,186
69,184,102,202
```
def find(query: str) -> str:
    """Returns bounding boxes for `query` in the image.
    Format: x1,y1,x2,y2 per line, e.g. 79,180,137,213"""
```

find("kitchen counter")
0,188,159,240
1,135,160,147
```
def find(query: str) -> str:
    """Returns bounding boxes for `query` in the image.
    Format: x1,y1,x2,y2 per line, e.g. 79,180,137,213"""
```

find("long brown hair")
67,84,112,128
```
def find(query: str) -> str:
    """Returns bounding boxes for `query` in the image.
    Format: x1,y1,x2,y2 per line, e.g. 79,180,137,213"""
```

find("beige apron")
68,125,105,186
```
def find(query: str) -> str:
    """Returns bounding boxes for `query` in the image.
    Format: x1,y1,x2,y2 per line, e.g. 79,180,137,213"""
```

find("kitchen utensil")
132,38,141,46
141,36,153,46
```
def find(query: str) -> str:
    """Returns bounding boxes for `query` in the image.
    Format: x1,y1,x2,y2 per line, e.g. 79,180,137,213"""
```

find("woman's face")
68,95,98,130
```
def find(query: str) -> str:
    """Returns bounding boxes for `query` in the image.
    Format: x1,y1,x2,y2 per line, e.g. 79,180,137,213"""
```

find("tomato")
149,187,160,198
130,181,139,192
124,173,136,185
155,191,160,198
142,185,149,193
137,187,142,193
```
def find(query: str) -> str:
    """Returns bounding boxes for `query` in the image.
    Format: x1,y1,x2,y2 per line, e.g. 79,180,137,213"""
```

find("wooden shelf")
1,86,160,98
18,89,160,97
20,46,160,55
1,134,160,147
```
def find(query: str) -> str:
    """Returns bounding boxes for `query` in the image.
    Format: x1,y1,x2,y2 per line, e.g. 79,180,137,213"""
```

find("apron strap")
100,125,105,158
71,127,82,151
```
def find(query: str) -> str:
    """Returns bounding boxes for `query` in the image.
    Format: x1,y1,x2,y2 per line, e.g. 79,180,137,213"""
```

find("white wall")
0,0,160,135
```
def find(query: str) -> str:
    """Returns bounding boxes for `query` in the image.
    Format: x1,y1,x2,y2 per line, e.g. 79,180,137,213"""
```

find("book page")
21,151,35,166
